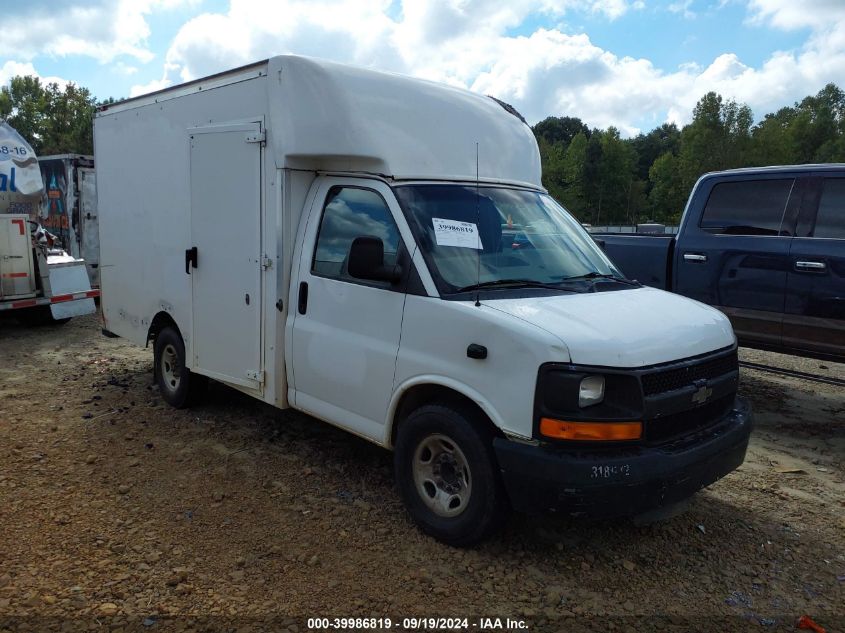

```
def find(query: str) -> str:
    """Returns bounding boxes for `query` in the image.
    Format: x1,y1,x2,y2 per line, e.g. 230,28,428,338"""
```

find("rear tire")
153,326,207,408
394,403,509,546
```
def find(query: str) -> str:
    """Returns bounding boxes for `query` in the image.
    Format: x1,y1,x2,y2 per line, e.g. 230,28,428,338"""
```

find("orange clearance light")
540,418,642,441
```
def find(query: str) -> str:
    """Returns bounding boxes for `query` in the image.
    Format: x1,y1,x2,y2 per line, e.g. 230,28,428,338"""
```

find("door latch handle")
683,253,707,263
185,247,198,274
795,260,826,271
298,282,308,314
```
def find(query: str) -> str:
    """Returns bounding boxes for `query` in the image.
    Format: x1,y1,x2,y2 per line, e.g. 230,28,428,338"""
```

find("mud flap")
47,258,97,319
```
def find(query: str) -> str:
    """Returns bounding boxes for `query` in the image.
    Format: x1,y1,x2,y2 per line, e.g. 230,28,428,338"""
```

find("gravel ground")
0,314,843,632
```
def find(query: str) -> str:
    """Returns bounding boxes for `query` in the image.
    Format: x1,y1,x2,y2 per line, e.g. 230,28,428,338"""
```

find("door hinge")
246,130,266,144
246,370,264,383
261,256,273,270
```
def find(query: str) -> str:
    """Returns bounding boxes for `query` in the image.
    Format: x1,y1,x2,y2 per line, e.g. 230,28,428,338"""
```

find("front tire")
153,326,207,408
394,403,509,546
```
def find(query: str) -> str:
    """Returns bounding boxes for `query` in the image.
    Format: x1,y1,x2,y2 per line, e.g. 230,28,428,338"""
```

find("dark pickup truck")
599,164,845,362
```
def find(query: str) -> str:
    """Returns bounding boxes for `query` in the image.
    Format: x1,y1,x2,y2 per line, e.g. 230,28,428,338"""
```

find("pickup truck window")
700,179,794,236
813,178,845,239
394,184,621,294
312,186,401,283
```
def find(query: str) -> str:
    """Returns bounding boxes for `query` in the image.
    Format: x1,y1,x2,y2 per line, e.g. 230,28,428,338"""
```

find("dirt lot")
0,314,843,632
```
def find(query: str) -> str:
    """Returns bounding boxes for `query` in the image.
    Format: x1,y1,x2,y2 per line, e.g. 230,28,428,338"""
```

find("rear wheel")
394,403,509,546
154,326,207,408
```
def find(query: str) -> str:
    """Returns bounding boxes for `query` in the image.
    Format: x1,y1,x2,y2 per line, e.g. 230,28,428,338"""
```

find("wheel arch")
386,377,506,450
146,311,180,348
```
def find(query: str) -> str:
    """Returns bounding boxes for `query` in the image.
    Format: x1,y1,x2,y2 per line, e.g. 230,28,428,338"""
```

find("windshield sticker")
432,218,483,249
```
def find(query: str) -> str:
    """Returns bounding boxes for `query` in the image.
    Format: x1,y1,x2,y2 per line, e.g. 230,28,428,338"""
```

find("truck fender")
384,375,509,449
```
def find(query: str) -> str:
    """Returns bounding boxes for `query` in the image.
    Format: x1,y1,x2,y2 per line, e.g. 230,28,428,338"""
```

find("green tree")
678,92,753,190
648,152,686,223
0,75,97,154
537,135,567,202
583,133,603,223
0,76,49,146
533,116,590,147
789,83,844,162
597,127,636,225
630,123,680,182
750,107,798,165
560,131,588,216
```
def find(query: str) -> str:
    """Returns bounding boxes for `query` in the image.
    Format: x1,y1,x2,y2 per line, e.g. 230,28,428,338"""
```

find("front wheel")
394,403,509,546
153,326,207,408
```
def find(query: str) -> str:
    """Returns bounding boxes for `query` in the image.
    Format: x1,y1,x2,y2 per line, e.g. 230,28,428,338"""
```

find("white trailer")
1,122,98,323
0,213,99,323
95,56,751,545
38,154,100,286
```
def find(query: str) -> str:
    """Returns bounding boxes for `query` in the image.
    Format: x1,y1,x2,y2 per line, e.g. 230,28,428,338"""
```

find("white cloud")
668,0,696,19
0,0,198,64
129,76,172,97
0,61,69,89
746,0,845,32
125,0,845,136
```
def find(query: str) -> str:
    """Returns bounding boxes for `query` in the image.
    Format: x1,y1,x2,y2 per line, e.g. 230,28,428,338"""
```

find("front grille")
645,394,734,444
641,350,738,396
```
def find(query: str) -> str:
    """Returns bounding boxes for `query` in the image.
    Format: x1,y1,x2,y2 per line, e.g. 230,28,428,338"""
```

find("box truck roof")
96,55,543,188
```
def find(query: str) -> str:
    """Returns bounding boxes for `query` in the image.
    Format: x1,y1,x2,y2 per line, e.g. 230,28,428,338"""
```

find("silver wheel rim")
161,343,181,392
412,433,472,518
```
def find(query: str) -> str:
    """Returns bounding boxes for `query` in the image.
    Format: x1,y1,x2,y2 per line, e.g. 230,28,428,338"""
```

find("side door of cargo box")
783,175,845,357
188,122,263,390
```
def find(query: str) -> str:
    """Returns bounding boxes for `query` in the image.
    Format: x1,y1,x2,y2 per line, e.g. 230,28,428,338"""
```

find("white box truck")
95,56,752,545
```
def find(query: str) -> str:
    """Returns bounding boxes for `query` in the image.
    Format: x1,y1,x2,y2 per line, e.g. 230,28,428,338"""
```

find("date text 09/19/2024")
306,617,529,630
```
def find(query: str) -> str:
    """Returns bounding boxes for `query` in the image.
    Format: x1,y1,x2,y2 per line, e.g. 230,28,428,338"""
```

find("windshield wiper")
455,278,576,293
560,272,641,286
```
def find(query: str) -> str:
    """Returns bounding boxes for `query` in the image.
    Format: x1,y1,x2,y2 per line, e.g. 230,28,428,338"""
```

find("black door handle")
185,247,198,274
298,282,308,314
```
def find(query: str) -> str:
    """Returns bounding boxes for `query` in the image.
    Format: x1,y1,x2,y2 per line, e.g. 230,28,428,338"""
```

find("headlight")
579,375,605,407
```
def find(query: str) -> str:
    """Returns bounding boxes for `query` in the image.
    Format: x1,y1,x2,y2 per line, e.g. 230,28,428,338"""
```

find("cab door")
674,176,799,348
289,178,409,442
783,175,845,357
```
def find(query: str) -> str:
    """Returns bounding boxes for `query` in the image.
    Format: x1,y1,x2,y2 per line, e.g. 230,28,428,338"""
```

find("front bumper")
494,397,752,518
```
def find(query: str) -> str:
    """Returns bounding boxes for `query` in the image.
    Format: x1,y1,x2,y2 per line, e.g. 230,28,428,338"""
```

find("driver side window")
312,186,401,284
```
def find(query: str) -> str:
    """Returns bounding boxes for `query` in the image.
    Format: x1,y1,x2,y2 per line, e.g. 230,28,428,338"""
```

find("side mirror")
348,236,402,283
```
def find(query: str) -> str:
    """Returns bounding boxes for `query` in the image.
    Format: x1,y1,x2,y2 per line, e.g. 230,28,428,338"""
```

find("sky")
0,0,843,137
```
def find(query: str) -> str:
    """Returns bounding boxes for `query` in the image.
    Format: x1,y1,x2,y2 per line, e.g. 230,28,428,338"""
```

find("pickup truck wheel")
394,403,508,546
154,326,207,408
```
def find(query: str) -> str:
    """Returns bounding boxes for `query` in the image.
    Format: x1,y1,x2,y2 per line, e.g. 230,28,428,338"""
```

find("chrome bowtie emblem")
692,384,713,405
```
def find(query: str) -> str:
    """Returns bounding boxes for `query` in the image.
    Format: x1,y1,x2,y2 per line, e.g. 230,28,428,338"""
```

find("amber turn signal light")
539,418,642,441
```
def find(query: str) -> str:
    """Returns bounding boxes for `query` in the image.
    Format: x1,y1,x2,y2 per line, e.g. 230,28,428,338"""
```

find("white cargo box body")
94,55,540,408
0,214,36,299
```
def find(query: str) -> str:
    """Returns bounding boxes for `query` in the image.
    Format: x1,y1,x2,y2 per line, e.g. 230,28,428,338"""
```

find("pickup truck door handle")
298,282,308,314
683,253,707,263
795,260,826,272
185,247,198,274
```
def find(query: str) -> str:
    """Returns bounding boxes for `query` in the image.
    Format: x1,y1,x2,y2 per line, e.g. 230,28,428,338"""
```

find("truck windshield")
394,184,626,295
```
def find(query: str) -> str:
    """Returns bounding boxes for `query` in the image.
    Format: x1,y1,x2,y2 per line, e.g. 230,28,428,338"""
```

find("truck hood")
484,286,735,367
